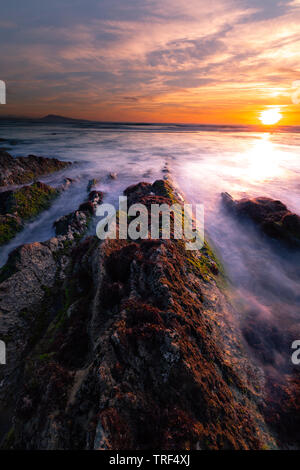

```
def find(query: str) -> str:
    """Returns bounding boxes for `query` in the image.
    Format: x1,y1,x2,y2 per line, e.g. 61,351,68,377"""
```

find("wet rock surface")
54,190,103,237
222,192,300,248
0,185,102,446
0,182,59,245
0,150,72,186
0,179,282,450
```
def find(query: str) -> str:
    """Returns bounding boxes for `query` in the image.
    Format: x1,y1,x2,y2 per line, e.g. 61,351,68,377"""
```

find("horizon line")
0,113,299,128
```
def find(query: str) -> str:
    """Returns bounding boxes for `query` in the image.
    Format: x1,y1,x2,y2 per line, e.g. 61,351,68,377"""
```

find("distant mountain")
0,114,90,123
39,114,89,123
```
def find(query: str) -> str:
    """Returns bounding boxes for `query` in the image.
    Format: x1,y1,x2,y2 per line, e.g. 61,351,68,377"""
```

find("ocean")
1,121,300,373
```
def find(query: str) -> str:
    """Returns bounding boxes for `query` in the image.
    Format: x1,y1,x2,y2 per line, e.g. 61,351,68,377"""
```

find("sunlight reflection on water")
1,124,300,372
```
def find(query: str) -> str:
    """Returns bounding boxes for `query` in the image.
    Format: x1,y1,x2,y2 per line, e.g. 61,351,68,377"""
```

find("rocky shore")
0,150,73,246
222,192,300,248
0,170,275,450
0,182,59,245
0,154,299,449
0,150,71,186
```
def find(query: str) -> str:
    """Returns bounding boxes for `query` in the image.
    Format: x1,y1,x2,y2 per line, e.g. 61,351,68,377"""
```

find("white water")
1,122,300,371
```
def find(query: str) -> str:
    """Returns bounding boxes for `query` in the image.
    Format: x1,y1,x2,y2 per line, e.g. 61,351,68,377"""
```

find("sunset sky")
0,0,300,124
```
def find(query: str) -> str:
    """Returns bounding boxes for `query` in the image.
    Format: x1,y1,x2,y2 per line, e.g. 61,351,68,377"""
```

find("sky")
0,0,300,124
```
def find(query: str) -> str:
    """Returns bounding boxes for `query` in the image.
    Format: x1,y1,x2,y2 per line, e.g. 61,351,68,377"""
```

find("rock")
0,179,277,450
0,182,59,245
282,212,300,235
0,183,103,441
88,191,103,208
54,191,102,237
54,210,90,237
87,179,99,191
0,190,14,214
60,177,76,191
222,194,287,223
221,192,235,210
0,239,66,439
0,182,58,218
124,182,152,205
162,163,171,180
222,192,300,247
78,201,95,215
0,150,72,186
0,214,23,245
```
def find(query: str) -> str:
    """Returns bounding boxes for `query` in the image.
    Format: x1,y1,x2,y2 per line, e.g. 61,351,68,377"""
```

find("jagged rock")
0,238,67,440
88,190,103,209
0,150,72,186
87,179,99,191
88,190,103,204
0,189,101,443
222,192,300,247
54,191,103,237
0,182,59,245
78,202,94,215
282,212,300,235
0,182,58,218
0,214,23,245
0,179,278,450
0,152,74,245
60,177,77,191
54,210,90,237
221,192,236,210
124,181,152,204
79,191,103,214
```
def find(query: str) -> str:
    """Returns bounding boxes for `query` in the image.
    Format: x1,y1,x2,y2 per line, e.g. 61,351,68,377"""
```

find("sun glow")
245,135,285,182
259,107,282,125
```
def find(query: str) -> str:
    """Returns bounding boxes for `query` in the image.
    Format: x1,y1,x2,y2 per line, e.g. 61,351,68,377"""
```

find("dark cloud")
147,34,228,68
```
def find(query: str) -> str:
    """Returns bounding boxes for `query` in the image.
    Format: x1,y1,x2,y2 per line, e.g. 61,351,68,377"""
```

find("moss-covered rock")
0,150,72,186
0,182,59,245
1,182,58,218
0,214,23,245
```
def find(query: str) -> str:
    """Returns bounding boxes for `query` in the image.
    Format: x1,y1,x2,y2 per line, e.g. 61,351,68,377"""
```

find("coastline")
0,144,299,449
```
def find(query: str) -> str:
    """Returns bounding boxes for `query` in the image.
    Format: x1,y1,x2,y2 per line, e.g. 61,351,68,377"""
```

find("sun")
259,107,282,125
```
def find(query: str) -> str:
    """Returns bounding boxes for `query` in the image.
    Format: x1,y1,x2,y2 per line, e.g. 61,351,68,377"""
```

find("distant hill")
39,114,89,123
0,114,90,123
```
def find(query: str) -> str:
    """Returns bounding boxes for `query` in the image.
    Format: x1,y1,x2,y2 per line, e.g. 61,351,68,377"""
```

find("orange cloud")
0,0,299,124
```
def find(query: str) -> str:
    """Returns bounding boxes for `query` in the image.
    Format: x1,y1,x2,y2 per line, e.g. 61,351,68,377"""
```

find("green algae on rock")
0,150,72,186
0,182,59,245
0,214,23,246
1,182,58,219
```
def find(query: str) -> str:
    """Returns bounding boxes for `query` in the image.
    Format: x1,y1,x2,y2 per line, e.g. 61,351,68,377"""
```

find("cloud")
0,0,300,122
